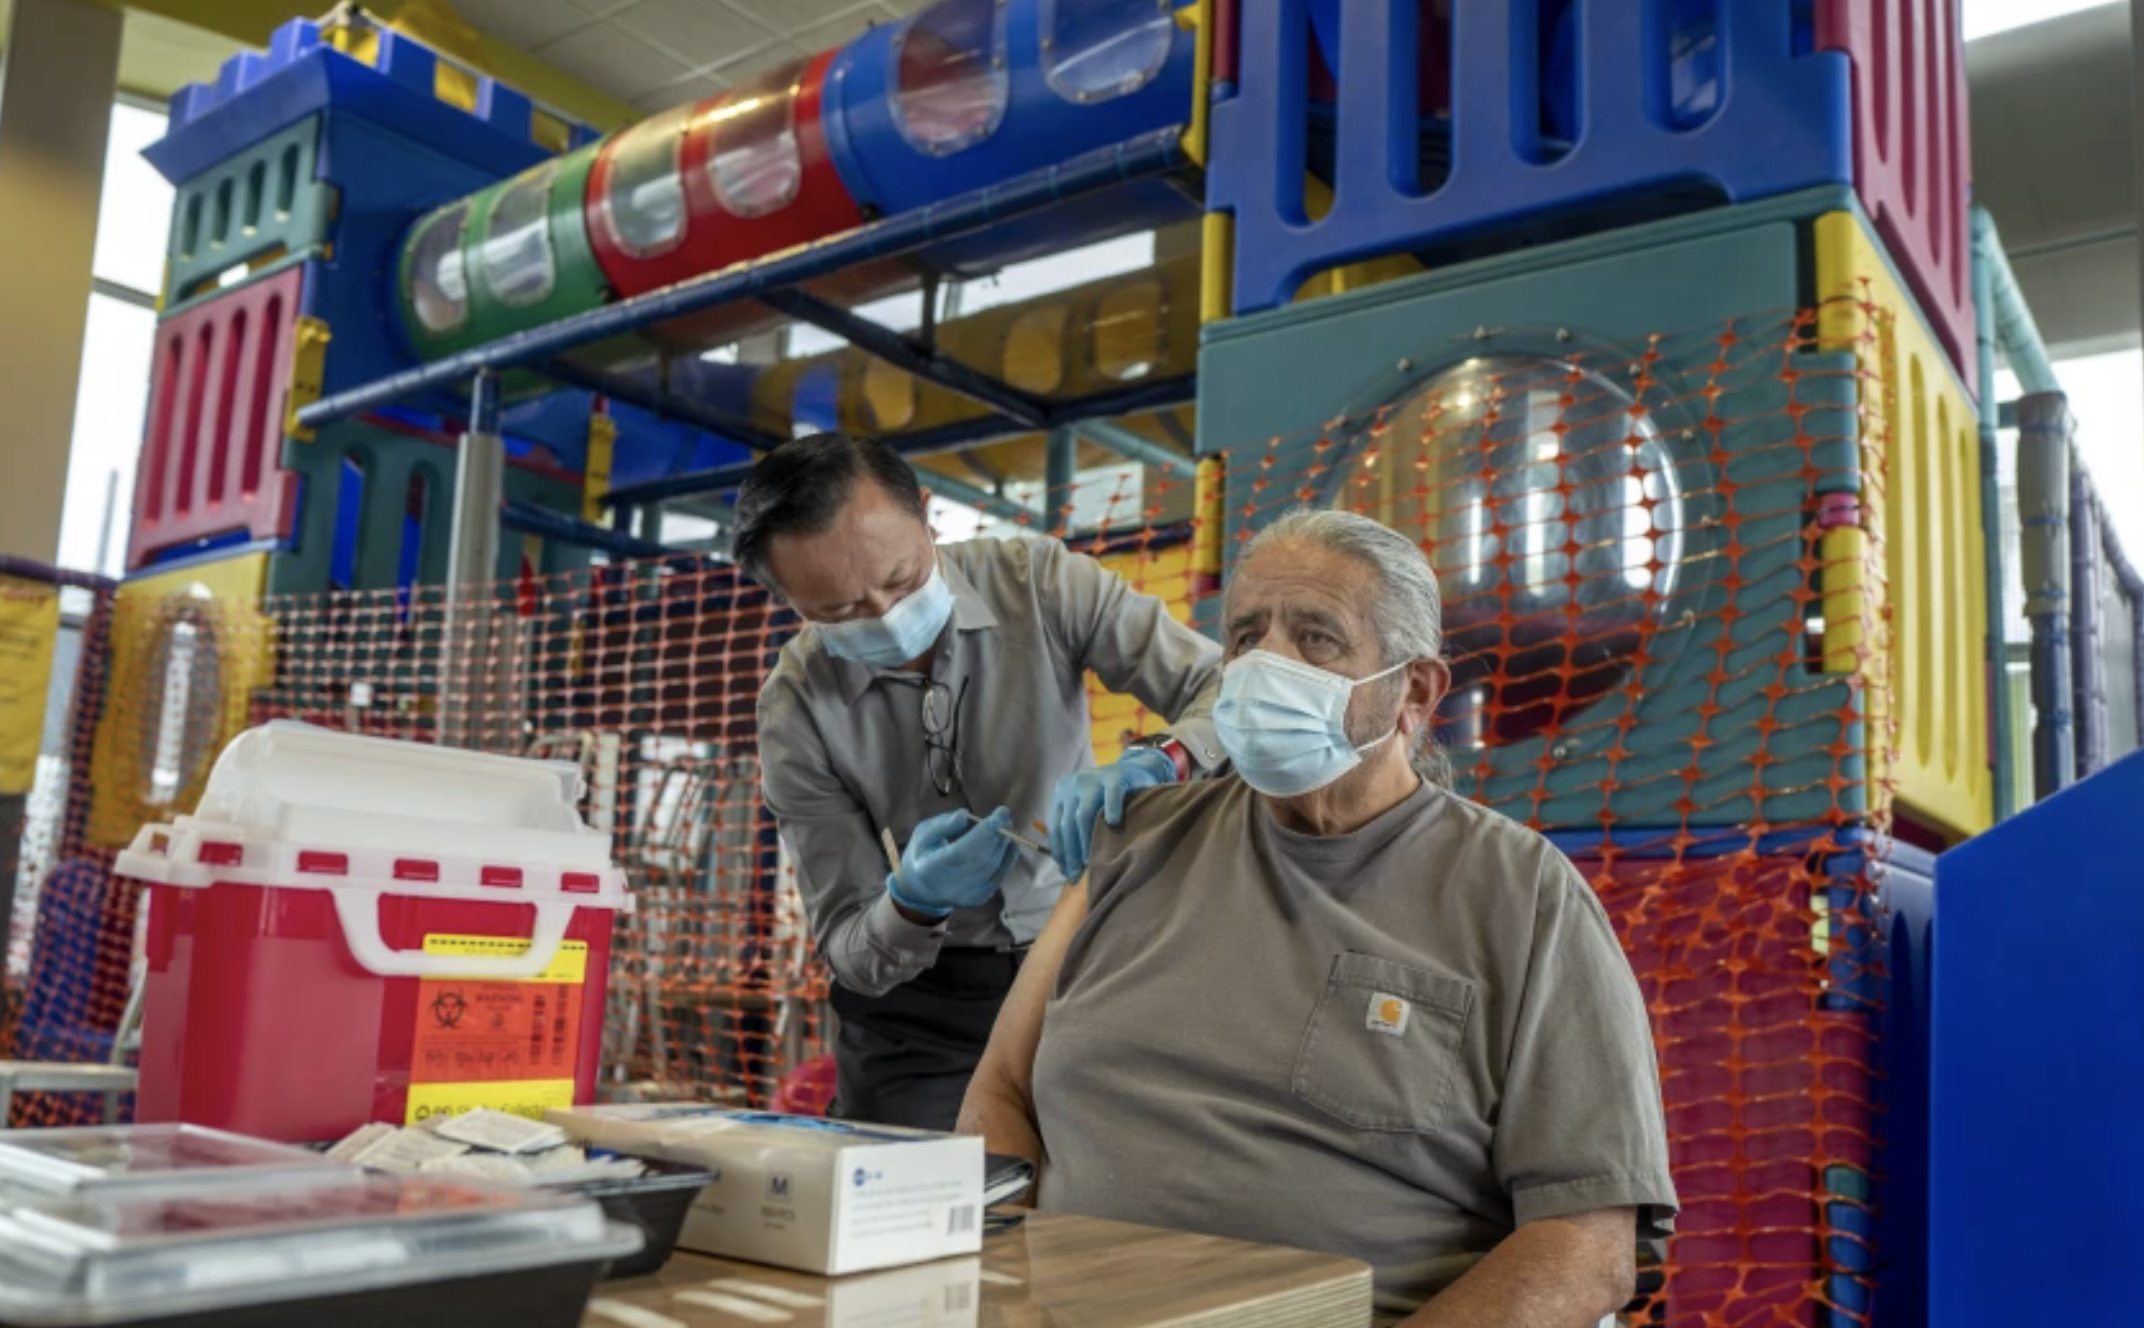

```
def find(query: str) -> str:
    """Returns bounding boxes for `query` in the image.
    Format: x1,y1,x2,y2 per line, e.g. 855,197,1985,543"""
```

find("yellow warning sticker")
406,1078,577,1127
421,934,588,984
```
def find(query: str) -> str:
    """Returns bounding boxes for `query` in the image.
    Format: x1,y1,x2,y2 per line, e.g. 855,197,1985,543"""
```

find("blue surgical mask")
1215,650,1409,797
814,565,955,668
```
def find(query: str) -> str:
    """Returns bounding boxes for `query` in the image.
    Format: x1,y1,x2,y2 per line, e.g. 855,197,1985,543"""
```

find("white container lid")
114,725,632,982
0,1171,642,1326
0,1125,346,1195
187,721,609,868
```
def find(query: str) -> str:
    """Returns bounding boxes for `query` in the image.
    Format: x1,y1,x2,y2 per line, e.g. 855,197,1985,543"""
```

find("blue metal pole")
1045,428,1078,538
2072,460,2107,779
1076,418,1196,477
2017,391,2076,799
598,376,1198,512
2100,490,2144,754
916,466,1036,526
500,501,693,563
757,289,1050,429
1973,209,2059,394
1971,210,2017,820
540,357,783,452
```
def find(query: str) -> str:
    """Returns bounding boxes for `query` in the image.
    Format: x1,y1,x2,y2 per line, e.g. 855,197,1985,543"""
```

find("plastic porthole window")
480,163,558,309
1330,354,1690,749
1092,280,1166,382
142,606,225,809
1041,0,1176,106
1004,305,1068,395
408,202,470,335
862,357,917,431
891,0,1010,158
707,62,806,220
600,104,694,259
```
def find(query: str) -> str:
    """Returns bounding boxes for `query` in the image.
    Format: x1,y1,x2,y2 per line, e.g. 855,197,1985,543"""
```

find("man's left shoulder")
1426,788,1571,871
1417,789,1601,913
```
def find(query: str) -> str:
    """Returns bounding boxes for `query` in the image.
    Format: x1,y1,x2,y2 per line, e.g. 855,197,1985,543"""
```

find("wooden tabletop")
585,1211,1373,1328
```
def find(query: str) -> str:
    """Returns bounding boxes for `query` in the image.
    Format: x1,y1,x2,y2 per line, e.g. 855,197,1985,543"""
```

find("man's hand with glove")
887,807,1020,922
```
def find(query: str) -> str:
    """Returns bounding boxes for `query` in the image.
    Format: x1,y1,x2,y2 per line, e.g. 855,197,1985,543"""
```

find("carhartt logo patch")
1366,992,1410,1037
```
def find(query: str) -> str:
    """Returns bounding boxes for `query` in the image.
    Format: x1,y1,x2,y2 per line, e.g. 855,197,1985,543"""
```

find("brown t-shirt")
1031,776,1677,1312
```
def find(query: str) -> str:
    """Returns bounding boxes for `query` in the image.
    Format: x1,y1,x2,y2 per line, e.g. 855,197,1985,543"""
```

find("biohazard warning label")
408,934,588,1126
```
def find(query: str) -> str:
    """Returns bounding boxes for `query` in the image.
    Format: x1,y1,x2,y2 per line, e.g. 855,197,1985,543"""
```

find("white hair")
1232,509,1452,786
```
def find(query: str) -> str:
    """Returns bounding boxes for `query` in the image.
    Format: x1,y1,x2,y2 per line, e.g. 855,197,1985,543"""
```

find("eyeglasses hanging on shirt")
921,674,970,799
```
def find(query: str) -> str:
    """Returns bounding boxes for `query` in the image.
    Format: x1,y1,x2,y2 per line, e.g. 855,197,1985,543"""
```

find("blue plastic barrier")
151,17,592,187
1210,0,1850,314
1930,749,2144,1326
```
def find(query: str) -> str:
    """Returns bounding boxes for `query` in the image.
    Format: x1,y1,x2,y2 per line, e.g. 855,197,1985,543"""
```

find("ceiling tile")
728,0,882,39
609,0,778,70
456,0,600,49
632,72,730,114
789,3,899,53
533,22,696,99
707,39,811,82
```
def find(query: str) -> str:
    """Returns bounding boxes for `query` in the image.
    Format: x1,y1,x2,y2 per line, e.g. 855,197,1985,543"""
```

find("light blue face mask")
1214,650,1409,797
814,565,955,668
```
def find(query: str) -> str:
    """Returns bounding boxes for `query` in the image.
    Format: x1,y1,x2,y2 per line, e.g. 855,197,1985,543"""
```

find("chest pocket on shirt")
1291,951,1475,1134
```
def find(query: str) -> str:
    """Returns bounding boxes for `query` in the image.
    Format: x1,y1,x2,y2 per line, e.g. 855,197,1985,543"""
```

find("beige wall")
0,0,121,565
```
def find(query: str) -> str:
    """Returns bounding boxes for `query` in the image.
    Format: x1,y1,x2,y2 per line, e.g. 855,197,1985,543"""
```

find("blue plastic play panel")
1929,748,2144,1327
1210,0,1851,314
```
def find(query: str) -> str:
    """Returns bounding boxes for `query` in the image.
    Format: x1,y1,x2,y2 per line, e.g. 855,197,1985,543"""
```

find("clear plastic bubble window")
479,163,558,309
892,0,1010,157
1328,354,1691,749
1092,279,1167,382
706,62,805,220
406,202,469,334
600,104,693,259
1042,0,1176,106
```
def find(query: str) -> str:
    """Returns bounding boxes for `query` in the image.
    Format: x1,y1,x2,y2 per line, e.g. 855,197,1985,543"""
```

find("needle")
965,811,1049,856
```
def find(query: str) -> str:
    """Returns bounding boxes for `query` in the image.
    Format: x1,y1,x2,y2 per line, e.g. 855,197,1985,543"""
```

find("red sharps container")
118,722,632,1141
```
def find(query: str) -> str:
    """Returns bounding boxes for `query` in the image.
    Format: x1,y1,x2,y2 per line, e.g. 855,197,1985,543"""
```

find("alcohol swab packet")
520,1145,590,1173
419,1153,536,1183
431,1109,570,1155
325,1122,398,1163
352,1128,471,1173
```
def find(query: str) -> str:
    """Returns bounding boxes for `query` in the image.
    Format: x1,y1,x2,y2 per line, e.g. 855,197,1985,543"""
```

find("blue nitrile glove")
887,807,1019,919
1048,747,1179,883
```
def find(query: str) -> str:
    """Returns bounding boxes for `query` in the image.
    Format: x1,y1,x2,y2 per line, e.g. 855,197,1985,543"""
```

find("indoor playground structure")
4,2,2142,1325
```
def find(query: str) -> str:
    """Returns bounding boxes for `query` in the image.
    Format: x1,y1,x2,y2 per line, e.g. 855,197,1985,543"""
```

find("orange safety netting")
4,579,133,1126
0,303,1924,1326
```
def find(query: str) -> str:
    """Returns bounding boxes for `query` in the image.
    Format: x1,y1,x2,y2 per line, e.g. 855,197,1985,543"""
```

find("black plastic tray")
543,1156,712,1280
0,1259,611,1328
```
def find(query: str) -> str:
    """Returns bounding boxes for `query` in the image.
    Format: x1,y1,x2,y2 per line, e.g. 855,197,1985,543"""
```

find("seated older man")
959,509,1677,1326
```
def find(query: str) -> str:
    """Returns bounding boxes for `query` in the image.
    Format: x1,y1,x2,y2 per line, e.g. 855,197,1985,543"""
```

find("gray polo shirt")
1031,777,1677,1312
758,537,1224,998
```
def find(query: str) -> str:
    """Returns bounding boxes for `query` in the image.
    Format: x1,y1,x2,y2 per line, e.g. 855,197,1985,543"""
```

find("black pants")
829,947,1024,1131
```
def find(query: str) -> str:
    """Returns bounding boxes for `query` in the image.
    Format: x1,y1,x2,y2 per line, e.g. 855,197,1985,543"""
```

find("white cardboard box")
548,1104,983,1276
